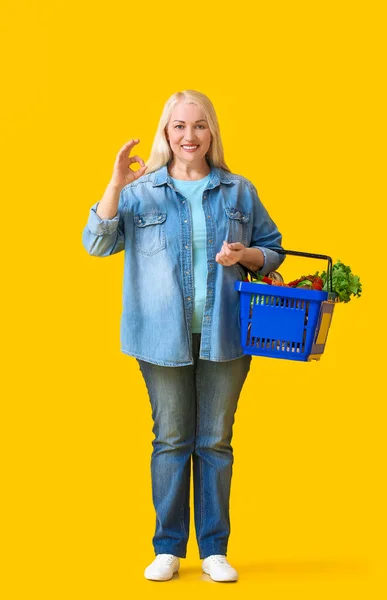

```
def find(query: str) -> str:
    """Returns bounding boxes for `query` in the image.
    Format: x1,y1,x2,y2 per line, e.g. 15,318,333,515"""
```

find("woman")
82,90,285,582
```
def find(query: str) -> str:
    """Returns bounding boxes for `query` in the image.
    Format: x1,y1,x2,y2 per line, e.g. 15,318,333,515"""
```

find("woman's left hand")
216,241,246,266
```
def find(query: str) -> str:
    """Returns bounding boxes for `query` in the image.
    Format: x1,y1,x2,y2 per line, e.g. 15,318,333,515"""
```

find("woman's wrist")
238,247,265,271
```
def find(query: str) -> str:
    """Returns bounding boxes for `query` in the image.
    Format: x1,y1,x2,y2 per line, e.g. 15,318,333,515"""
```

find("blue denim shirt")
82,164,286,366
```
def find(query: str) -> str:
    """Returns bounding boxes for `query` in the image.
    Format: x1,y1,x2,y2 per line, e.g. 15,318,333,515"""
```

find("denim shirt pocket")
224,206,250,245
133,211,167,256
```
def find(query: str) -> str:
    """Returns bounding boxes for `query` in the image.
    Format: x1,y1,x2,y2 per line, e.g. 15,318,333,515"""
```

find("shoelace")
155,554,177,564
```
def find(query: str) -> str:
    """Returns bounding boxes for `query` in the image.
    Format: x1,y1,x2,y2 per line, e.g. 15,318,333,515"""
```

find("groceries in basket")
235,249,362,362
242,259,362,303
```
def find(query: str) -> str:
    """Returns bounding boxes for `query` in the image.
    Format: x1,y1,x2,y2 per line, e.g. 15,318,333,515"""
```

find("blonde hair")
144,90,232,174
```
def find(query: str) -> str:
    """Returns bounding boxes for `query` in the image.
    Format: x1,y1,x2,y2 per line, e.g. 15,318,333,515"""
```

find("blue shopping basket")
234,249,339,362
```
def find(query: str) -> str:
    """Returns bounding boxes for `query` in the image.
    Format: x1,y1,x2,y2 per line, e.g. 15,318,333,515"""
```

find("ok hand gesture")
110,139,147,189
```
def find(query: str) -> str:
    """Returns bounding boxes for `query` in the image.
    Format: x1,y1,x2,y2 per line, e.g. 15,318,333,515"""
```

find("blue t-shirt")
170,173,211,333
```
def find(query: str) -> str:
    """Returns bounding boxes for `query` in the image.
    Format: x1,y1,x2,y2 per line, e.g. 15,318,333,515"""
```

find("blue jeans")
137,333,252,559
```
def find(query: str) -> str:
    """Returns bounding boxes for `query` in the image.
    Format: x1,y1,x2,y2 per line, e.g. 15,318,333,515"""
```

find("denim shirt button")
187,296,191,300
184,219,188,223
185,245,189,249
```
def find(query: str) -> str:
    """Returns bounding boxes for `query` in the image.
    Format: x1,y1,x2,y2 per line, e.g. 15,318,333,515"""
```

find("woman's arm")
247,185,286,275
96,181,123,219
82,184,126,257
238,247,265,271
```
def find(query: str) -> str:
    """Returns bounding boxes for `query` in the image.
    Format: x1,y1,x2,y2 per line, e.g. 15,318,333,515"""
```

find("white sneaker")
144,553,180,581
202,554,238,582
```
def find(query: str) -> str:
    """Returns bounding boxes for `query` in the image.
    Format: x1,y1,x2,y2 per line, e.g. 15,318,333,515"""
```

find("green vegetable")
319,260,362,303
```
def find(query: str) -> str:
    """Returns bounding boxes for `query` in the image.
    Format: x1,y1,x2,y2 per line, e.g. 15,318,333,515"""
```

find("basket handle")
237,248,334,293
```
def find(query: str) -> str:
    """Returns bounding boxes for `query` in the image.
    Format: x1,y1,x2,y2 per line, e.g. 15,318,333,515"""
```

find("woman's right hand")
110,139,148,189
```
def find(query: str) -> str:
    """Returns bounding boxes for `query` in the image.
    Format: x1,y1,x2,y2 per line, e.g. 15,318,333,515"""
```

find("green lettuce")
318,260,362,303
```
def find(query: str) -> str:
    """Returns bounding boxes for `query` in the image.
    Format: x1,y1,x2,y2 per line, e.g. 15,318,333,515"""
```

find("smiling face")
165,101,212,168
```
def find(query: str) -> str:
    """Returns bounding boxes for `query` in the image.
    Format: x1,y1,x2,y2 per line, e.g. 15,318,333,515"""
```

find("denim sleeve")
249,185,286,276
82,189,126,257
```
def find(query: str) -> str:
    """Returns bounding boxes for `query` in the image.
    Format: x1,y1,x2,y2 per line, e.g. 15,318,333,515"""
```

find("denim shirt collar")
152,164,234,189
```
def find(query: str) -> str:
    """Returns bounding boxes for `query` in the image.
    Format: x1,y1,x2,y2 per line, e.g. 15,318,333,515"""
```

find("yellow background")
1,1,386,598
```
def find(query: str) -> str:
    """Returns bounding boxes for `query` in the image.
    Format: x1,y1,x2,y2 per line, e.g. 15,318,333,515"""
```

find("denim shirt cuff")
87,201,120,235
250,246,282,276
